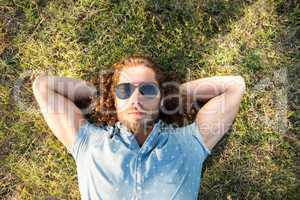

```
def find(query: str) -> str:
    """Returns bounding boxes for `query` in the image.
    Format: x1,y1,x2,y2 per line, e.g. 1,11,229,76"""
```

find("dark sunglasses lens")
115,83,133,99
139,84,159,97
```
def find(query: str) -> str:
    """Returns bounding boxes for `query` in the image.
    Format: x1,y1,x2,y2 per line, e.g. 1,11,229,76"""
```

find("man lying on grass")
32,55,246,200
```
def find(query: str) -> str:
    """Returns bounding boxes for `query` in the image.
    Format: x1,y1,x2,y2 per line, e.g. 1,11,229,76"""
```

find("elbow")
32,74,49,95
226,76,246,95
235,75,246,94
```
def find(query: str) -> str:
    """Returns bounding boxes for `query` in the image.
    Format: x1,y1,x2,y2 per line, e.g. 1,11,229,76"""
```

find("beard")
118,111,159,135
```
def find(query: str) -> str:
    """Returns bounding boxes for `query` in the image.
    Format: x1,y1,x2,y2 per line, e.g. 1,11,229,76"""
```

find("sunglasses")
115,82,160,100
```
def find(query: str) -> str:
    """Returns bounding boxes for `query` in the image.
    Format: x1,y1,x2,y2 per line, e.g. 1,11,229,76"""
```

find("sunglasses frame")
114,81,160,100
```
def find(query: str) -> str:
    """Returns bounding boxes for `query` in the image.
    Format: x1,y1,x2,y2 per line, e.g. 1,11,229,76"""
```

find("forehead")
118,65,157,84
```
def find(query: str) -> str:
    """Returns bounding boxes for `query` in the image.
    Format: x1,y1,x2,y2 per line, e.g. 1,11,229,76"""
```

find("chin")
123,116,152,125
128,117,146,124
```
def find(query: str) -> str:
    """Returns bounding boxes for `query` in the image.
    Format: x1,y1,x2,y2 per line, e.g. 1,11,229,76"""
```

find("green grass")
0,0,299,199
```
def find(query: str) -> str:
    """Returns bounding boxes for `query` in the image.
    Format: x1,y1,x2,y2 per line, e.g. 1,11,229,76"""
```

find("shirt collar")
114,119,164,153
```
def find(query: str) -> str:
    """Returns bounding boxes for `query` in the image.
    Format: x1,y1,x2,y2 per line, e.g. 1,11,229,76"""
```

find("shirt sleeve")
66,120,107,162
173,121,211,161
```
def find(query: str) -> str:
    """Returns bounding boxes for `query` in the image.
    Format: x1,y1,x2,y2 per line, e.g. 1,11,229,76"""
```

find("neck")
133,125,154,147
119,119,159,147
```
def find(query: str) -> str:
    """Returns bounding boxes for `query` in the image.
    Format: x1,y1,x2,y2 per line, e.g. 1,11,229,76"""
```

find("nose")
129,88,143,109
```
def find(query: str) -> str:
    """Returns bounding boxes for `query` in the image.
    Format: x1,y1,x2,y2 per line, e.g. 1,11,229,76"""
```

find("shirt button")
137,175,141,182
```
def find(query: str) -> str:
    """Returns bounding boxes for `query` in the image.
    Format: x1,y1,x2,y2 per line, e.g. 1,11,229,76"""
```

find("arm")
32,74,98,149
180,76,246,150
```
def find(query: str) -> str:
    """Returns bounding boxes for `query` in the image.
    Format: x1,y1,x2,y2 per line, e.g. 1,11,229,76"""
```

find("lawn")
0,0,299,199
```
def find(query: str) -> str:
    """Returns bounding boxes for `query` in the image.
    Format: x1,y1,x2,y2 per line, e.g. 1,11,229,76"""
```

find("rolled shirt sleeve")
67,121,107,162
173,121,211,162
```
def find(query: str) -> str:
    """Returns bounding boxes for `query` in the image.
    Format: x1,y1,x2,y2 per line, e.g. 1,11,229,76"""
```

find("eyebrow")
131,81,143,84
120,81,153,84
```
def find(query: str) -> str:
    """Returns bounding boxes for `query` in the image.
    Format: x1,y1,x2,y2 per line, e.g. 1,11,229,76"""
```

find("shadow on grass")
75,0,254,76
277,0,300,198
275,1,300,198
77,0,256,122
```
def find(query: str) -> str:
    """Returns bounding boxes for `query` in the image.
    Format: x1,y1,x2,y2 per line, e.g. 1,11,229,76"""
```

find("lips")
129,112,145,115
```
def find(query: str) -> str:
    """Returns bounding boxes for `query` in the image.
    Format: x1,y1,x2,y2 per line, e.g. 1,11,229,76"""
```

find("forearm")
33,75,97,102
179,75,246,103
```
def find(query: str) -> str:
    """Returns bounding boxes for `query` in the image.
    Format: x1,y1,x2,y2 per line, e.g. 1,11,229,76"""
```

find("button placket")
115,120,164,200
135,154,143,198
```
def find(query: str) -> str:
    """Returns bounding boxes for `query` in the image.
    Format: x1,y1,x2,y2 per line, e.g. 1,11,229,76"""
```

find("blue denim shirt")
68,119,211,200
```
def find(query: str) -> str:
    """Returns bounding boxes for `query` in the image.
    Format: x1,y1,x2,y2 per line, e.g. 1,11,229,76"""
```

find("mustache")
127,108,159,114
127,109,147,114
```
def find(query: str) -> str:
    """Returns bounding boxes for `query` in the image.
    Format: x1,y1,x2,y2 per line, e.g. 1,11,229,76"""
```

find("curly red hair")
86,55,198,126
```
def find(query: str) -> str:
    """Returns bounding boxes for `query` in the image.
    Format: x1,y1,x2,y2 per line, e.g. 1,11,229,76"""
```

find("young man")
32,56,246,200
